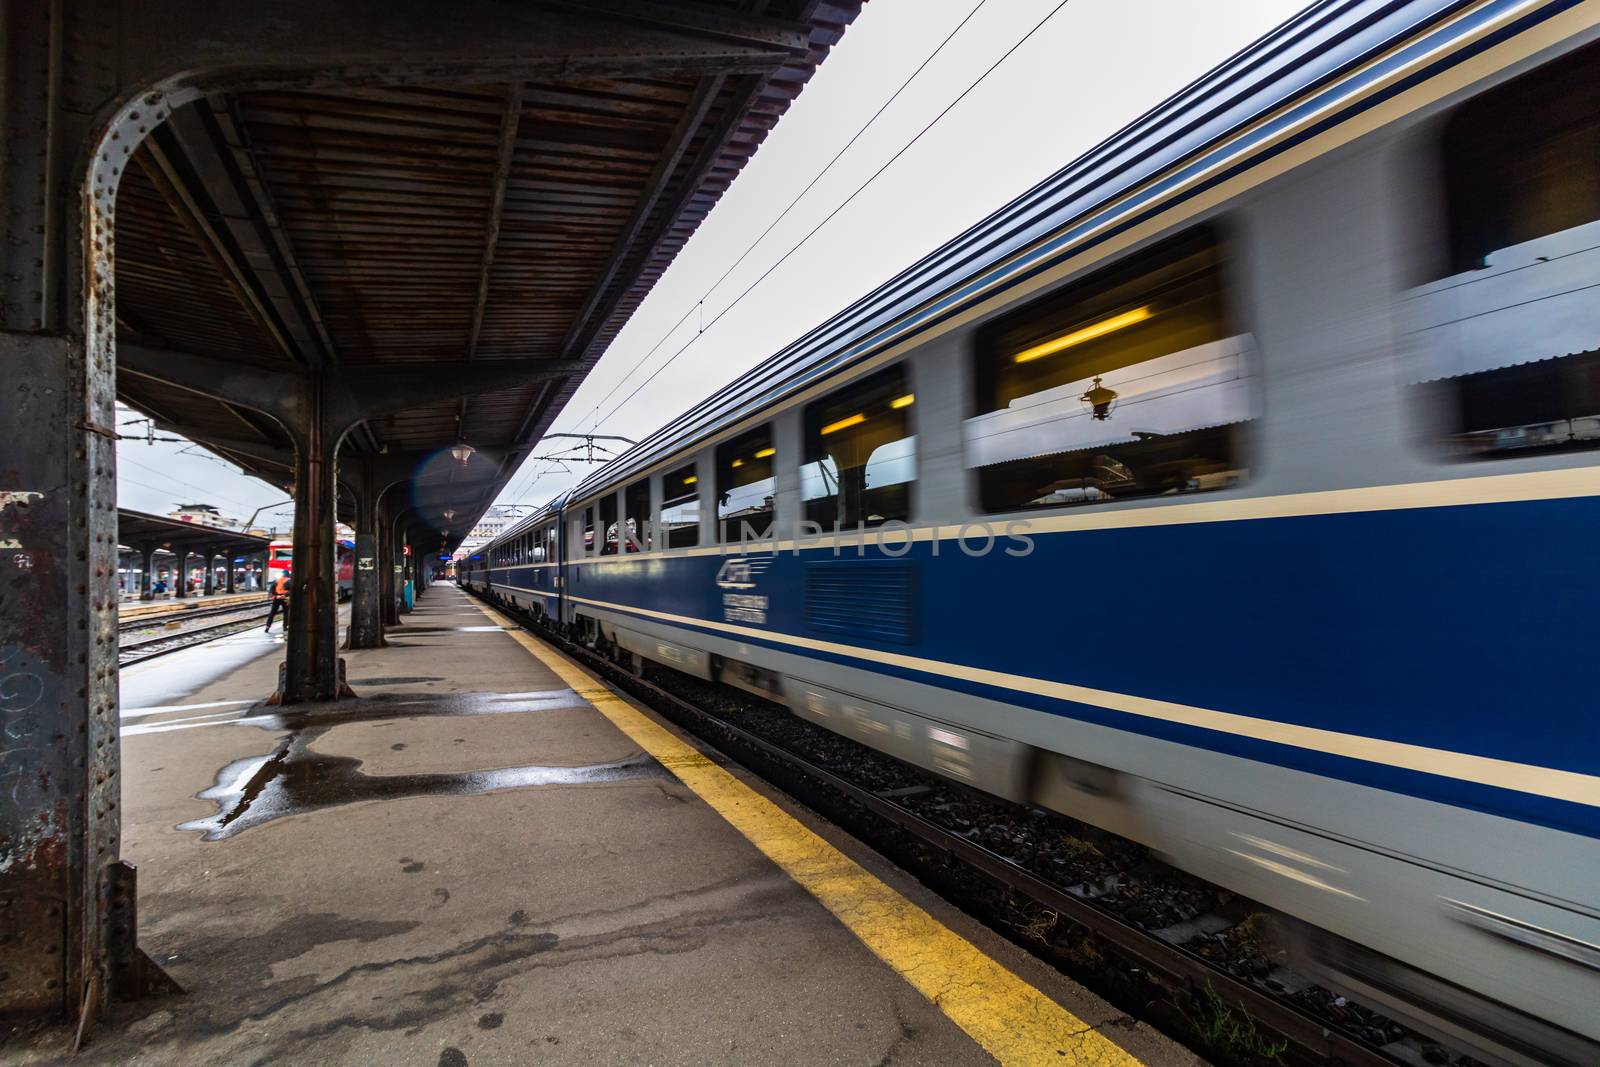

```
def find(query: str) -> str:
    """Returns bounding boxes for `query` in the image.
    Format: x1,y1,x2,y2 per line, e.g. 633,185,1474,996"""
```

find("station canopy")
116,509,274,558
114,1,861,546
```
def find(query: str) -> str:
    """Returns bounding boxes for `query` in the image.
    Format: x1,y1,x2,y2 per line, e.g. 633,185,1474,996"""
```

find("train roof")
492,492,570,547
554,0,1526,507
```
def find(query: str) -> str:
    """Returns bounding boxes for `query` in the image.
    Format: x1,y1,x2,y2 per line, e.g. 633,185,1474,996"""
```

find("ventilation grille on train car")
804,561,916,644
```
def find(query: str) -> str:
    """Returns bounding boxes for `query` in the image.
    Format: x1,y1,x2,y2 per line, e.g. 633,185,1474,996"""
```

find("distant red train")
265,527,355,600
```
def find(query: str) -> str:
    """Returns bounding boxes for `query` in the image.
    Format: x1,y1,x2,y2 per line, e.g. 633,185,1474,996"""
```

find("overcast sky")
116,0,1307,527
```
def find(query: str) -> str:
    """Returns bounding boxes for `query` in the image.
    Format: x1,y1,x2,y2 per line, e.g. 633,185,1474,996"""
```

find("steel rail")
118,612,270,665
118,596,271,631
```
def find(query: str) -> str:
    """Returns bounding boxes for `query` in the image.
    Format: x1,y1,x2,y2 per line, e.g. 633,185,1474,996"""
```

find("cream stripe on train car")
562,594,1600,810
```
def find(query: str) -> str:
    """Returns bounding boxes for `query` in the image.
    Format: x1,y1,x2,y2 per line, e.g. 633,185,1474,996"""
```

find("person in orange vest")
265,571,292,633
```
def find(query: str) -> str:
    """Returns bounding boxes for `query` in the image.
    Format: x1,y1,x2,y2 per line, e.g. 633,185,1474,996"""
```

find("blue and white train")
463,2,1600,1061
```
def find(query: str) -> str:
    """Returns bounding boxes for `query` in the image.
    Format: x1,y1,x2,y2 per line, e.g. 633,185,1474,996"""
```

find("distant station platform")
23,583,1192,1065
119,591,266,622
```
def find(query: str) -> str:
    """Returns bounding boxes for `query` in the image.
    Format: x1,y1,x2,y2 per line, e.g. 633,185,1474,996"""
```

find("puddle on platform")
181,741,667,840
125,687,584,737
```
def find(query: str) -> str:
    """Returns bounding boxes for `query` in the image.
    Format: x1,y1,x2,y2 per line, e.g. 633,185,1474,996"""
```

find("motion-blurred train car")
463,3,1600,1062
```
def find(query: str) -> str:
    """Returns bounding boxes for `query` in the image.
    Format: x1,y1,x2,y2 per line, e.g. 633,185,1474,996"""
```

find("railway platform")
17,582,1194,1066
119,591,268,623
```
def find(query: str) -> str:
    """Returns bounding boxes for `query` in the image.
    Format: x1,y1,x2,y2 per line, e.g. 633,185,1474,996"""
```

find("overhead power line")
571,0,993,435
583,0,1074,435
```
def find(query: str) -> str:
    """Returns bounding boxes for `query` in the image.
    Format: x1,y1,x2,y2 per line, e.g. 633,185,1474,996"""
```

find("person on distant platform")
265,572,292,633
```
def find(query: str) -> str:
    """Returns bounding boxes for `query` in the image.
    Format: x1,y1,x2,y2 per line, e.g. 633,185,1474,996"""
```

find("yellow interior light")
820,413,866,435
754,446,775,459
890,394,914,409
1013,306,1152,364
731,458,744,468
682,475,697,485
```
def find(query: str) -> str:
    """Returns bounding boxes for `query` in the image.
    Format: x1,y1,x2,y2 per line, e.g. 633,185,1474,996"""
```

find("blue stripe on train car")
562,495,1600,840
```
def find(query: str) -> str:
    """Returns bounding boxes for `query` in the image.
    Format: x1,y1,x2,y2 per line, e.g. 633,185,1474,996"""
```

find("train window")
801,364,915,528
660,463,700,549
1407,42,1600,458
967,228,1250,512
624,480,651,551
716,426,775,542
581,507,595,557
597,494,619,555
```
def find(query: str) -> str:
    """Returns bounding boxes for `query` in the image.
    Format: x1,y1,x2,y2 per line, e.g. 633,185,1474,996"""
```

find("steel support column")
0,0,120,1015
0,332,114,1021
139,543,156,599
400,528,414,614
224,555,235,593
280,376,343,703
379,495,400,629
202,548,216,595
345,462,384,650
0,0,835,1025
174,549,188,598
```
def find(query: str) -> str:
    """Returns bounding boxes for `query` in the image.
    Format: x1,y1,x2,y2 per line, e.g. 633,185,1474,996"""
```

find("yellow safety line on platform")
469,598,1142,1067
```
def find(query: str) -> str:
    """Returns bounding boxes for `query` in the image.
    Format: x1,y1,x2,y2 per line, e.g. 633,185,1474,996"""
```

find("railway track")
469,588,1473,1067
119,600,271,665
118,596,270,631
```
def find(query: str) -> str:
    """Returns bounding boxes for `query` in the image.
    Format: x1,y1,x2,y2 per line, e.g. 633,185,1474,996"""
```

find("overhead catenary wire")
568,0,993,436
117,454,272,516
581,0,1074,437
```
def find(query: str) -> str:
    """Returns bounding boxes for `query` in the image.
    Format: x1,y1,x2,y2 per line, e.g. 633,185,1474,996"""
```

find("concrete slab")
8,584,1199,1066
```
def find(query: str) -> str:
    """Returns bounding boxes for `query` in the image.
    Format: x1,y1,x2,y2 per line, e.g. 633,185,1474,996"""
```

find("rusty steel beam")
532,0,813,53
113,2,801,95
193,97,340,368
154,100,390,460
467,85,526,362
186,97,395,460
458,84,527,443
118,342,585,433
134,135,305,366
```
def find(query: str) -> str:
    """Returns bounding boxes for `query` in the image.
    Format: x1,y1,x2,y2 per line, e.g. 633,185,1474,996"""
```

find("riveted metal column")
379,496,400,628
400,528,414,614
281,376,341,703
0,0,126,1020
346,466,383,649
138,543,155,599
391,510,412,617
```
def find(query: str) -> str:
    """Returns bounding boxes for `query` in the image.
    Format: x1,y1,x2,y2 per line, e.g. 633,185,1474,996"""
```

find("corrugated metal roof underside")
111,0,860,541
